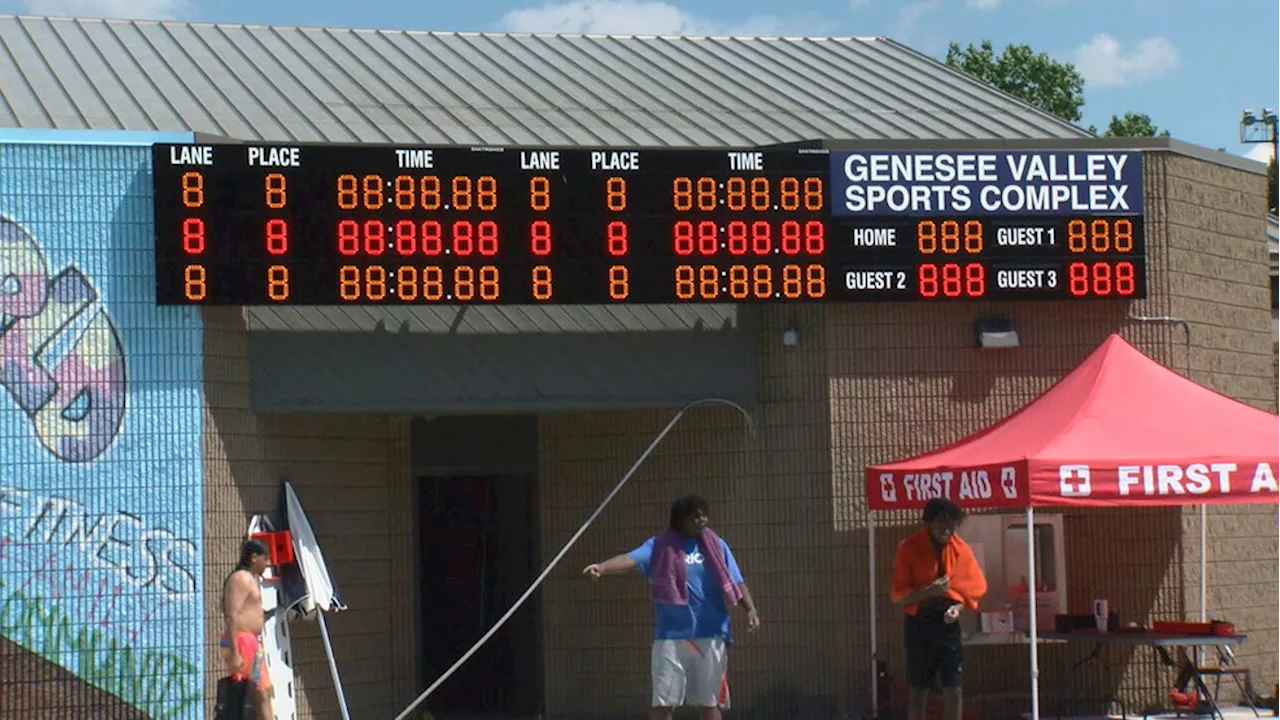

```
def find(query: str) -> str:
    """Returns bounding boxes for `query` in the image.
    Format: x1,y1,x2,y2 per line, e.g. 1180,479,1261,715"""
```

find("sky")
3,0,1277,162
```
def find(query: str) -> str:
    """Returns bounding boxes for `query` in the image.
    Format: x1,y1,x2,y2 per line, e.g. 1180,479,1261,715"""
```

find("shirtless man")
221,538,273,720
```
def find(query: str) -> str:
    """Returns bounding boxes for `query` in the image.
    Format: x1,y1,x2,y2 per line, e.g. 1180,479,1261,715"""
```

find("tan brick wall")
1163,152,1278,699
202,308,417,719
537,150,1278,718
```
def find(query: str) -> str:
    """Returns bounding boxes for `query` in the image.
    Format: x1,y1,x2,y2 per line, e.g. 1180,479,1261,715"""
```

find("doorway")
417,473,542,719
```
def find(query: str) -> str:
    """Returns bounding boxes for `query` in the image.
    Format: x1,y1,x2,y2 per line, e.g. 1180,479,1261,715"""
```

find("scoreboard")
152,144,1146,305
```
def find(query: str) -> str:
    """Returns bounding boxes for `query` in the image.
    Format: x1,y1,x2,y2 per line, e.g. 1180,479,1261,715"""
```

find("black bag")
214,675,257,720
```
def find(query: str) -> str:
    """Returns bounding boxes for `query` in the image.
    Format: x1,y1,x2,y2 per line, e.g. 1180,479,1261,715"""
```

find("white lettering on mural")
0,486,197,598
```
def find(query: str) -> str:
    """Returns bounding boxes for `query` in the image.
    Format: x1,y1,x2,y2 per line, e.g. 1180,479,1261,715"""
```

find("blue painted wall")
0,138,205,718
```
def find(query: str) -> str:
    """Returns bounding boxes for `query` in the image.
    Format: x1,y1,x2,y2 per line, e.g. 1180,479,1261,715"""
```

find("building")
0,13,1275,720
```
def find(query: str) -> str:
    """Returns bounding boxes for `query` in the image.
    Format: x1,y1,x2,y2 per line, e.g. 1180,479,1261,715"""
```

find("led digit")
477,221,499,256
1092,261,1112,295
478,265,500,300
608,265,629,301
727,221,749,255
398,267,420,301
918,264,939,298
802,178,824,211
420,176,442,211
674,265,695,300
1067,220,1087,253
363,220,386,256
423,266,445,301
1067,262,1089,296
672,178,693,212
337,220,359,256
181,172,204,208
695,178,717,211
750,221,770,255
394,175,417,210
749,177,769,211
728,266,749,299
697,221,718,256
782,264,802,299
337,175,358,210
477,176,498,211
183,264,207,301
454,266,476,301
1114,219,1134,252
805,264,826,298
698,265,718,299
265,219,289,255
804,221,825,255
453,221,474,256
361,174,384,210
264,173,287,209
962,264,985,297
452,176,473,211
532,265,554,301
673,221,694,255
530,221,552,256
1090,219,1110,253
395,220,418,256
606,177,627,211
726,178,746,211
1115,261,1136,295
530,176,551,211
963,220,983,253
779,178,800,211
941,263,962,298
365,265,388,301
940,221,960,254
182,218,206,254
339,265,360,301
751,265,772,299
607,221,629,256
422,221,443,255
266,265,290,301
780,221,800,255
917,220,937,254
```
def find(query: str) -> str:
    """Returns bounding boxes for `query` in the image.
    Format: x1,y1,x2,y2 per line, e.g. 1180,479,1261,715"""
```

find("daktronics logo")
1059,465,1092,497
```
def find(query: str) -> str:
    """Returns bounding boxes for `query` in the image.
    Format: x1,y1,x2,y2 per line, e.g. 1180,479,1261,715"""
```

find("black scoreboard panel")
153,144,1147,305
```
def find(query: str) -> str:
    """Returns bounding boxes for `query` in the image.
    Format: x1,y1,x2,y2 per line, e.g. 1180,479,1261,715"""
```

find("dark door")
418,474,541,718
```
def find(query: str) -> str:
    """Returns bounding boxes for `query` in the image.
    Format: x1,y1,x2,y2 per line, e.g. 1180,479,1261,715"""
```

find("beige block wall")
202,308,417,719
536,150,1278,718
1162,152,1278,698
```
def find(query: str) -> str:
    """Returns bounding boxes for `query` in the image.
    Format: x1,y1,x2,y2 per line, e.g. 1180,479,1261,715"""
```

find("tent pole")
868,512,878,716
1026,506,1041,720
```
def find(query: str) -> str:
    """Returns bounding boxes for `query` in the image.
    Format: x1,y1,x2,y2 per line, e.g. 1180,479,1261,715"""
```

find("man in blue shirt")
583,494,759,720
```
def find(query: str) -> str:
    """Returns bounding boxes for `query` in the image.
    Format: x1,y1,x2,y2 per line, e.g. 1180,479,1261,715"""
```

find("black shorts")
904,611,964,689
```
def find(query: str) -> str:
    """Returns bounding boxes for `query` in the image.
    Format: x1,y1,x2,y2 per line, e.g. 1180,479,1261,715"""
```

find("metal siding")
248,328,758,412
0,14,1093,338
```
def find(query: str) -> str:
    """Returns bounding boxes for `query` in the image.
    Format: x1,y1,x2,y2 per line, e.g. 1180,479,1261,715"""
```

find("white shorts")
650,638,730,709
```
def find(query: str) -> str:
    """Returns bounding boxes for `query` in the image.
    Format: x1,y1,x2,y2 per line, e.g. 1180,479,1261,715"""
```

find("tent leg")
316,612,352,720
868,512,878,717
1199,503,1208,622
1026,506,1041,720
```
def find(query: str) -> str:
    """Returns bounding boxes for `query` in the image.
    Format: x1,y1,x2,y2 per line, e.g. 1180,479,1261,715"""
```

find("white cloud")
19,0,189,19
967,0,1001,9
850,0,871,8
498,0,816,36
893,0,940,40
1070,33,1178,88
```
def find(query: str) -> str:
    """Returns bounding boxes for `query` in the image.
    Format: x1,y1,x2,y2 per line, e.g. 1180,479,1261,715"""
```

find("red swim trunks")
219,632,272,690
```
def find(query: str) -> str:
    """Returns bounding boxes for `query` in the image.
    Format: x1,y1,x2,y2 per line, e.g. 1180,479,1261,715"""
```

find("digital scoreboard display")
152,144,1146,305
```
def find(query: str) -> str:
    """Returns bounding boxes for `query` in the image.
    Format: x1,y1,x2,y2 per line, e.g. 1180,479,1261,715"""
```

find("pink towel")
650,528,744,607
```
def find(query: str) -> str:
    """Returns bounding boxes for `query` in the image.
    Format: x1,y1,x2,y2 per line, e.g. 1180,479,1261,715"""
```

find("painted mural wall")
0,140,204,718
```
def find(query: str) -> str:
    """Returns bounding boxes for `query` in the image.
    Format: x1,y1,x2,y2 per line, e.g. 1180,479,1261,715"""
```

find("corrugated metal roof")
0,14,1091,333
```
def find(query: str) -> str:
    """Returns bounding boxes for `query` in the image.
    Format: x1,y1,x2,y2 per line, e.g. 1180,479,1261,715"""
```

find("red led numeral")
1067,261,1136,297
606,221,628,256
450,220,499,257
182,218,205,254
672,221,719,256
265,219,288,255
530,220,552,256
918,263,985,299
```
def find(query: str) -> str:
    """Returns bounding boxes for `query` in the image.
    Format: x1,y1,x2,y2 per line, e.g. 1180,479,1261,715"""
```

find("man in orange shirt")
891,498,987,720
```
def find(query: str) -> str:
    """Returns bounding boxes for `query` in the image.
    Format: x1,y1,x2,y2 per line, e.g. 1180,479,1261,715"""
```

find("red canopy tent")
861,333,1279,718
